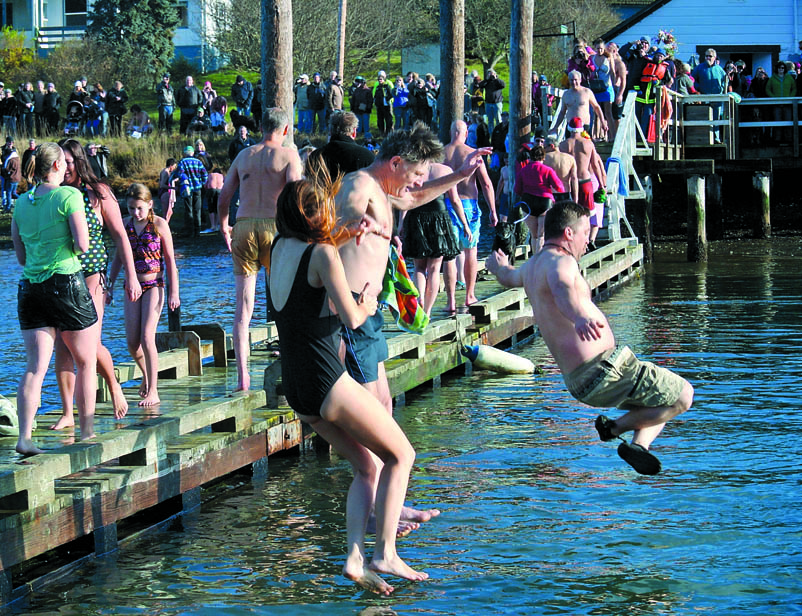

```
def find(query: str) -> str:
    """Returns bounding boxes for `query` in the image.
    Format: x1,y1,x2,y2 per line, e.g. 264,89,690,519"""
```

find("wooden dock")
0,238,642,603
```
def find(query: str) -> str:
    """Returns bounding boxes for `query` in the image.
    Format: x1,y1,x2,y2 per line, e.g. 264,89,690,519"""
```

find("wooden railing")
736,97,802,157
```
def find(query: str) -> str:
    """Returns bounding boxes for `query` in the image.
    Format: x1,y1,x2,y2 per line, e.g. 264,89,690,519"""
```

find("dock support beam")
706,173,723,241
753,172,771,238
93,523,118,556
687,174,708,262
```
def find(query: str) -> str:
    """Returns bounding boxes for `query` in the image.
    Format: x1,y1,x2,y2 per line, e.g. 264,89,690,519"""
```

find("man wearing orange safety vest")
635,47,674,139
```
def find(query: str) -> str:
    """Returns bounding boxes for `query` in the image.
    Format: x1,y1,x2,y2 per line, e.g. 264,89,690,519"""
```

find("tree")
86,0,179,89
0,27,33,74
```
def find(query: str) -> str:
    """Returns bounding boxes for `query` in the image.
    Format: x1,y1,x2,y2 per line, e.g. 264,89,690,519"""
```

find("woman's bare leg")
321,376,427,583
60,321,100,441
52,335,76,429
16,327,56,455
422,257,443,315
138,287,165,407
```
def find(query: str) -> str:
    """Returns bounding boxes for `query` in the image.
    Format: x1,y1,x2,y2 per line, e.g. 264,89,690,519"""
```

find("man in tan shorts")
485,201,693,475
218,107,303,391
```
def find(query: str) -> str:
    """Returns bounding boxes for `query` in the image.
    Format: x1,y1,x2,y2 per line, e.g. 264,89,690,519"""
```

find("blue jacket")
691,63,727,95
393,84,409,108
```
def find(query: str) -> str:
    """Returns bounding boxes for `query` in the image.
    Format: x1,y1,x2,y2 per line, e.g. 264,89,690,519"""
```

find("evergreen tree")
86,0,179,88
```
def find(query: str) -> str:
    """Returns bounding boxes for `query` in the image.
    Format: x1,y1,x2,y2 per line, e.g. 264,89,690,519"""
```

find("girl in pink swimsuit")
108,183,180,407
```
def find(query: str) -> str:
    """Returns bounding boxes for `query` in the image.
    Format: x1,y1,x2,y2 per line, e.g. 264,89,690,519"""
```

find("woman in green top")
11,142,100,456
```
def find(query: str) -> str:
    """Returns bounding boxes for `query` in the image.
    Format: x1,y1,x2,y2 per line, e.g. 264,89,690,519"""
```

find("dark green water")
1,239,800,615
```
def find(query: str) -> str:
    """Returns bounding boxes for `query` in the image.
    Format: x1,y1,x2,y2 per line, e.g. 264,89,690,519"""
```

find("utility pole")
439,0,465,144
261,0,294,140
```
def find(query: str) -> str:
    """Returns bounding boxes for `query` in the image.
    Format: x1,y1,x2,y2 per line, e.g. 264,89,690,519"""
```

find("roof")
603,0,672,41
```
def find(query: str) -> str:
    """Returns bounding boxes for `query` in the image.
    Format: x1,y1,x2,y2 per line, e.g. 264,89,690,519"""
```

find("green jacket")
766,74,796,98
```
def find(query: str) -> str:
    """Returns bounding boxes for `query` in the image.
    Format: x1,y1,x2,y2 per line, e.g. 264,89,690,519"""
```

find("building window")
0,3,14,27
64,0,86,27
176,1,188,27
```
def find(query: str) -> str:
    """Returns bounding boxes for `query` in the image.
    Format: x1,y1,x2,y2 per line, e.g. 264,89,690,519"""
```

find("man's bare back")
544,150,577,194
443,142,480,200
560,137,595,181
233,142,303,219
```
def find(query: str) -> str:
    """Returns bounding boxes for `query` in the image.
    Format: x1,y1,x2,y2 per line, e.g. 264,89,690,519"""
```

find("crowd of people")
9,55,695,594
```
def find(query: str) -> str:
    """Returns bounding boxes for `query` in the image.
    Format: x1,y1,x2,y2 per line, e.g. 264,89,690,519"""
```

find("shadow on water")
1,238,801,615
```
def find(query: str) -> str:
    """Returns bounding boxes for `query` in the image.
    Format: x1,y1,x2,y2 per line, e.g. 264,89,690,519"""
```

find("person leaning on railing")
766,61,796,145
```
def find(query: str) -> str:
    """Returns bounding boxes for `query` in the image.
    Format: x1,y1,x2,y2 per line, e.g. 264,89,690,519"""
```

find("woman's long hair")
58,138,104,195
276,155,345,245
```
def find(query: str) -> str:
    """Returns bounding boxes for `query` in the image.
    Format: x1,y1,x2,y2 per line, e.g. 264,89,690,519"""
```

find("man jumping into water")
485,200,693,474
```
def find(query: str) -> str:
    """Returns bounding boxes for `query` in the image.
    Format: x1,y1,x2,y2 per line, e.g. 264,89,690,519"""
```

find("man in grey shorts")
485,200,693,475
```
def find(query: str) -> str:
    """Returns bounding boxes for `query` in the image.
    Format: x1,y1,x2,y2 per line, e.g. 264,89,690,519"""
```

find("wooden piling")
753,172,771,239
687,174,707,262
706,173,724,240
643,175,654,263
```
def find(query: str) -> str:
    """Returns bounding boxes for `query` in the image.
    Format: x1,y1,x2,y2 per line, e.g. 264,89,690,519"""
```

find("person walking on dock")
559,118,606,251
270,163,426,594
218,108,304,392
485,201,693,475
442,120,497,310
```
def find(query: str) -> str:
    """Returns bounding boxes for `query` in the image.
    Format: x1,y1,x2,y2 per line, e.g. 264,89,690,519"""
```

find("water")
2,238,802,614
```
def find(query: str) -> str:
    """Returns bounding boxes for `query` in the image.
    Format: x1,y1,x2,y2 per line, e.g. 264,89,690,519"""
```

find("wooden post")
438,0,465,145
261,0,294,136
706,173,723,240
687,174,707,262
753,172,771,239
642,175,654,263
335,0,346,81
506,0,534,191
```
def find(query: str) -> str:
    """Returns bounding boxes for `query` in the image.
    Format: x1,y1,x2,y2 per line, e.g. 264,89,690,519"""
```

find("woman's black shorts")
18,271,98,331
521,193,553,217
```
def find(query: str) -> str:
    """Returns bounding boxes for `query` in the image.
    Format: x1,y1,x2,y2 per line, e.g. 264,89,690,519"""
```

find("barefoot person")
559,117,606,251
12,142,100,454
551,70,608,136
442,120,497,310
335,123,489,529
271,165,426,595
108,184,180,407
485,201,693,474
218,107,303,391
50,139,141,430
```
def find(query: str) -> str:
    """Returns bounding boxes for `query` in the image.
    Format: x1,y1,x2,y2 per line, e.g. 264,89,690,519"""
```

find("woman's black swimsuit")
271,239,345,417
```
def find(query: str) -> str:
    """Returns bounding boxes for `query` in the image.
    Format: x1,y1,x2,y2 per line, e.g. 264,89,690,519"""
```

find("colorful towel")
379,245,429,334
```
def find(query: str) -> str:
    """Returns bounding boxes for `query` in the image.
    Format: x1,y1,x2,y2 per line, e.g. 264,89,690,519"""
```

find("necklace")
542,242,574,258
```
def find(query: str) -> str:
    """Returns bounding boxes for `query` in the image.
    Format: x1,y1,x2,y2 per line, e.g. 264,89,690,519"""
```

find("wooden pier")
0,239,642,604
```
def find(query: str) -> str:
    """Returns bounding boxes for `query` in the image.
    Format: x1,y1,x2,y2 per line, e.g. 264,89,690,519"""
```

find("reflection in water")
2,239,802,615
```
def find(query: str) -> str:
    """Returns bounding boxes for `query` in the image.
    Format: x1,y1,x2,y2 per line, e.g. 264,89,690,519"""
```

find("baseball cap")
299,74,309,81
163,72,171,79
639,35,650,43
355,75,365,82
74,80,82,88
378,70,387,78
653,46,667,56
184,145,194,155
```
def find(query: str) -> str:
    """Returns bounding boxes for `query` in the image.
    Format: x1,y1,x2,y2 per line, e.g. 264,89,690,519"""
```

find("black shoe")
587,242,597,253
617,441,662,475
595,415,618,442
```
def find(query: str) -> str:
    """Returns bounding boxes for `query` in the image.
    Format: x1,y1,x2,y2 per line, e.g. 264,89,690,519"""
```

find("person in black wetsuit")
269,163,428,596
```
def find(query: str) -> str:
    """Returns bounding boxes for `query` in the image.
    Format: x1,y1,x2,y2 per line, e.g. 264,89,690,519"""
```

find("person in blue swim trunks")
443,119,497,310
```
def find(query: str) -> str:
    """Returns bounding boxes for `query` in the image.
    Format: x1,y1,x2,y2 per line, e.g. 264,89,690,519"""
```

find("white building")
603,0,802,76
2,0,220,69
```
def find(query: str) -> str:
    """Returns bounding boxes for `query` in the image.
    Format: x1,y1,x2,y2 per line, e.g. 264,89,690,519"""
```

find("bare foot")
16,439,44,456
370,555,428,582
235,369,250,392
139,391,161,407
401,506,440,523
138,379,148,399
396,521,420,538
49,414,75,430
79,432,96,441
465,295,478,306
344,564,394,596
111,385,129,420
